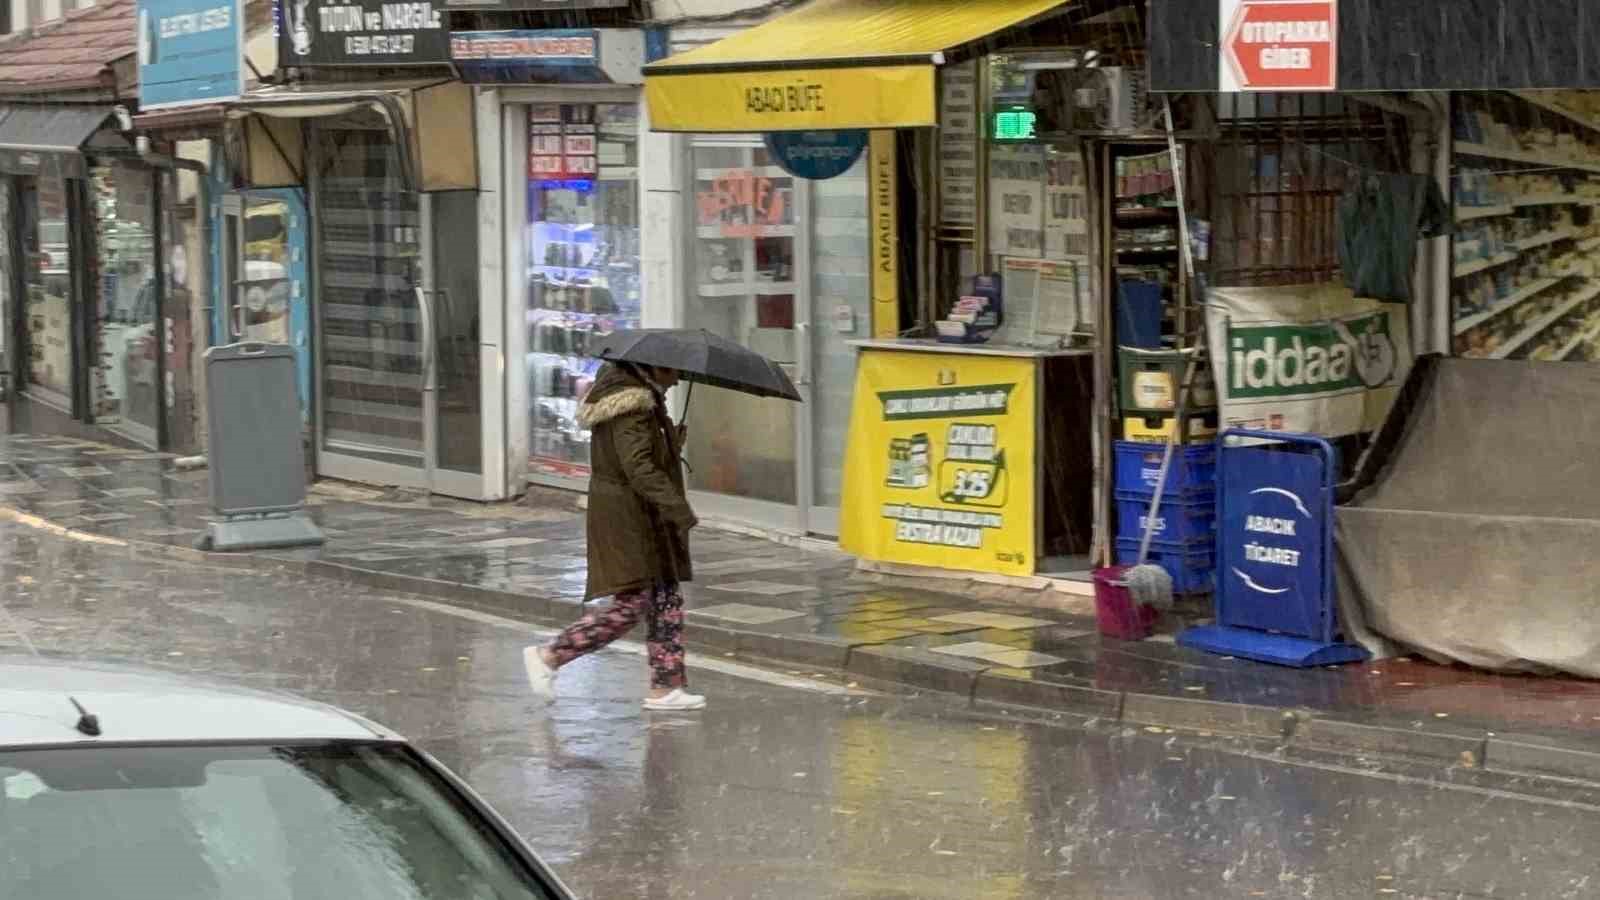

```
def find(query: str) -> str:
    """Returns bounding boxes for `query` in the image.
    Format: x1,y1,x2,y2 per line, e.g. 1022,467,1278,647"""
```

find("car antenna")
1,600,101,736
69,697,101,736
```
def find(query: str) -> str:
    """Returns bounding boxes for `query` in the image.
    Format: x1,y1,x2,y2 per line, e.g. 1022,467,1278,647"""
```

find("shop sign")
644,64,937,133
868,131,898,337
280,0,449,66
1218,445,1325,634
452,29,596,62
443,0,624,9
1219,0,1337,92
762,130,866,181
136,0,243,108
1205,284,1409,438
839,351,1036,577
528,104,598,181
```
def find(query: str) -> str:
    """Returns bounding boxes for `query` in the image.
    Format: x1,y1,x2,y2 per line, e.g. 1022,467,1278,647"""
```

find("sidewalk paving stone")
8,434,1600,774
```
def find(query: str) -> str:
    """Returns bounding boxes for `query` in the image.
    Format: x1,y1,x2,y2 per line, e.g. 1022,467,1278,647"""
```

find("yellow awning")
643,0,1071,133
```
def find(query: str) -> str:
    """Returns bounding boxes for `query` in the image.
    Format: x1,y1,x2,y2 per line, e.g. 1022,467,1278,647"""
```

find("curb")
10,505,1600,782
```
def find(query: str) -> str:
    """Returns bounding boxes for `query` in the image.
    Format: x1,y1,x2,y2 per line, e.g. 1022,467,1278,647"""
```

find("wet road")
3,526,1599,899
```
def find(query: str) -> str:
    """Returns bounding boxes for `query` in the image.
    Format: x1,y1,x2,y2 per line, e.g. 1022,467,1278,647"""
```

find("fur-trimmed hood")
576,363,661,429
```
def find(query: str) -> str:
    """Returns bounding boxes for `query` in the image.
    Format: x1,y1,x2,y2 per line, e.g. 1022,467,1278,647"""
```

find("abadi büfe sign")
1205,283,1410,438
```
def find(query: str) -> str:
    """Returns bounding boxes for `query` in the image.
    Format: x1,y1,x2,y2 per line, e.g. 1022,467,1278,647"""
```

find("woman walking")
525,361,704,711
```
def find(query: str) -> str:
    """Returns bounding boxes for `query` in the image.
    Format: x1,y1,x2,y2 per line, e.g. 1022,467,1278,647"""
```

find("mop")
1122,96,1202,612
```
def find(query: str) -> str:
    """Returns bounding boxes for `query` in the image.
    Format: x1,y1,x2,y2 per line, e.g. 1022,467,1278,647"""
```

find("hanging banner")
987,144,1045,259
839,349,1036,576
937,60,979,226
869,130,898,337
1205,284,1410,438
1219,0,1338,92
280,0,450,65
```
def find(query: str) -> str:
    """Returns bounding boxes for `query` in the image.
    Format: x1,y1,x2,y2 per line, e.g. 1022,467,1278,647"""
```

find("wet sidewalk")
5,433,1600,778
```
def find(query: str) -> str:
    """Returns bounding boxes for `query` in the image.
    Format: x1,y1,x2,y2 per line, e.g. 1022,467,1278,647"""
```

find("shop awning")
225,80,476,192
0,105,118,153
642,0,1072,133
0,104,128,177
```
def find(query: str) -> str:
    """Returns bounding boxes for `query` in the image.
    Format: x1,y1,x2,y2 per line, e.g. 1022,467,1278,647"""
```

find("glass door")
683,139,806,532
803,154,873,538
309,113,484,498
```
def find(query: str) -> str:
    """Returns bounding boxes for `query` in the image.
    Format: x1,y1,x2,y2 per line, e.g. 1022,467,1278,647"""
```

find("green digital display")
992,106,1037,141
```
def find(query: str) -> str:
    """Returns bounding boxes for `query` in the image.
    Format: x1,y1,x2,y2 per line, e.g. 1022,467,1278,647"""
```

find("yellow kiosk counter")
838,339,1095,579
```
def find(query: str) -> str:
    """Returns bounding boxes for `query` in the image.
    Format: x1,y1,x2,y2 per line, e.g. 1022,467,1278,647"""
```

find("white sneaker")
524,646,557,703
643,688,706,711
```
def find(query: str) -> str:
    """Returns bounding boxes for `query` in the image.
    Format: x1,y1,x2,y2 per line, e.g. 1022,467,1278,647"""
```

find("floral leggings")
548,583,686,689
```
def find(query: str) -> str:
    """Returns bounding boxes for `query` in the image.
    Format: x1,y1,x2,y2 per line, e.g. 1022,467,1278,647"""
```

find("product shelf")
1490,281,1600,359
1514,227,1578,251
1456,204,1514,222
1511,91,1600,135
1557,321,1600,360
1454,142,1600,176
1453,277,1564,335
1514,194,1590,208
1454,251,1519,277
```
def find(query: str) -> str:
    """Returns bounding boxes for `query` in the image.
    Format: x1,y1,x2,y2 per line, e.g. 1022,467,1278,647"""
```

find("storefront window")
240,197,291,345
685,142,799,505
0,179,11,365
24,173,73,406
527,103,641,478
92,162,161,447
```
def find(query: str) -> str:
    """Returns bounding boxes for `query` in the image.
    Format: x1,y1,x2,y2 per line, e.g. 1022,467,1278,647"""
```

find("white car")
0,657,575,899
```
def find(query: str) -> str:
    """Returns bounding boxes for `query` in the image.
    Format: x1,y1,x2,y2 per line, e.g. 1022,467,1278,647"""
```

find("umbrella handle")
681,380,694,427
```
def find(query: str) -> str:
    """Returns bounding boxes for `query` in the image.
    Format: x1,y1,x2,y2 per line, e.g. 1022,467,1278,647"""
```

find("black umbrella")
589,329,802,407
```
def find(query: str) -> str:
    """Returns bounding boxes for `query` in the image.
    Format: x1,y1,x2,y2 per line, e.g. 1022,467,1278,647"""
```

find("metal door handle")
415,286,436,394
794,321,812,387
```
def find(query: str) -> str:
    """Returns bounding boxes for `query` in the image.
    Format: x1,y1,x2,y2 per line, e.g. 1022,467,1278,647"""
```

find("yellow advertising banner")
643,65,937,133
838,350,1037,576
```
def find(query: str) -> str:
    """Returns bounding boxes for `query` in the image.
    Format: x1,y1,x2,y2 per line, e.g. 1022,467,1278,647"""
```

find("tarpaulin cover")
1336,357,1600,676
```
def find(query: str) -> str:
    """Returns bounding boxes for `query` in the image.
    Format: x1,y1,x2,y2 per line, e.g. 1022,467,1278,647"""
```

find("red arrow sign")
1222,0,1337,91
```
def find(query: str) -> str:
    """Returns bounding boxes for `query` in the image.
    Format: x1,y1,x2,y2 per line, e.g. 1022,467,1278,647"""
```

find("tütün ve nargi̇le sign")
283,0,449,64
839,352,1036,577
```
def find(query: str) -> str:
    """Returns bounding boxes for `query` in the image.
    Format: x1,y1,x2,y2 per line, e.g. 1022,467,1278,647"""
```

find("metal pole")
416,284,436,507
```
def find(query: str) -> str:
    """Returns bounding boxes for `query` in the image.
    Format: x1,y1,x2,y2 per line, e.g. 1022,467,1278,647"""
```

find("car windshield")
0,742,558,900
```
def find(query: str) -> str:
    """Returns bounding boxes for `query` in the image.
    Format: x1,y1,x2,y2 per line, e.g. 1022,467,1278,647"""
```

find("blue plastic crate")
1115,490,1217,545
1115,537,1215,594
1113,441,1217,499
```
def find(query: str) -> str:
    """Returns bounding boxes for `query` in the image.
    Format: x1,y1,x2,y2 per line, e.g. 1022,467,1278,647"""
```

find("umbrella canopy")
588,329,801,401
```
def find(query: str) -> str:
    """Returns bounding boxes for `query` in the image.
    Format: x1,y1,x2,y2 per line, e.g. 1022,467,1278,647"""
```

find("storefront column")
474,86,509,500
639,104,685,330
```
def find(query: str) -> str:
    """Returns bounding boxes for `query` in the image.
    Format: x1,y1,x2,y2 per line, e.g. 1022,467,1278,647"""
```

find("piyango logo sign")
1228,311,1398,398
